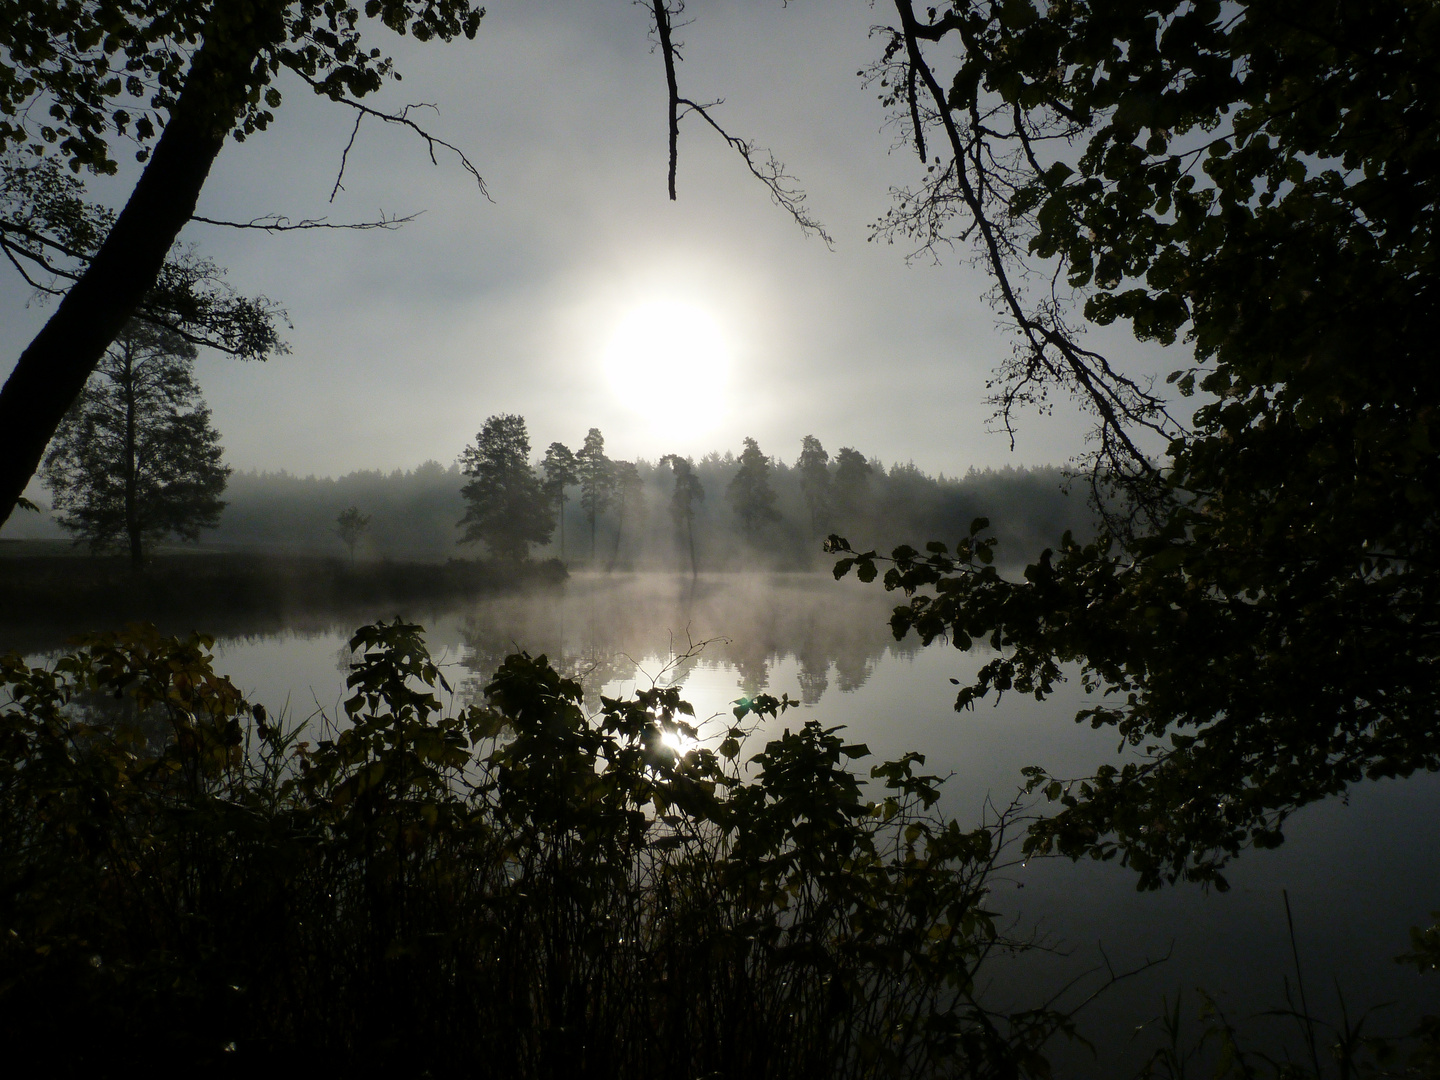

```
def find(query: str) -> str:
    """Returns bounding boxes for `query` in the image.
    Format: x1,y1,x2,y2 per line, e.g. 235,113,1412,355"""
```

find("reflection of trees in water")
454,574,909,707
62,689,175,760
797,656,828,704
834,650,876,694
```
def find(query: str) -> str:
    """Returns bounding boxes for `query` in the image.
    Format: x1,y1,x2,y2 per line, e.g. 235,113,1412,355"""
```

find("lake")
14,570,1439,1074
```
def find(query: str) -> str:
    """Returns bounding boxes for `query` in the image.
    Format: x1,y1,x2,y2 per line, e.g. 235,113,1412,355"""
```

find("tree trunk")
0,1,285,527
607,497,625,573
686,514,698,579
123,343,143,571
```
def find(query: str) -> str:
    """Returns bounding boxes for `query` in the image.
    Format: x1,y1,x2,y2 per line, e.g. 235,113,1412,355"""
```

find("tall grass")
0,620,1062,1078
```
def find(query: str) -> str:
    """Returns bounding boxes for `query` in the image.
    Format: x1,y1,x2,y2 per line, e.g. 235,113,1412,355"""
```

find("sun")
602,300,730,439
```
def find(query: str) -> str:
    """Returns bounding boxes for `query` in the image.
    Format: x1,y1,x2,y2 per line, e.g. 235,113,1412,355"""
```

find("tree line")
183,416,1087,570
16,354,1091,573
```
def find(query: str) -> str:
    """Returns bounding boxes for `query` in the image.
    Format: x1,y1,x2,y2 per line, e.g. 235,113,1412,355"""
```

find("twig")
293,73,491,204
190,211,420,231
647,0,832,245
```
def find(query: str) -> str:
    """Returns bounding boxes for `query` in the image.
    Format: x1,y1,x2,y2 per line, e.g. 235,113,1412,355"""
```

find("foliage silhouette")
41,320,229,569
458,414,553,562
819,0,1440,898
0,0,486,525
728,436,781,537
1,619,1073,1078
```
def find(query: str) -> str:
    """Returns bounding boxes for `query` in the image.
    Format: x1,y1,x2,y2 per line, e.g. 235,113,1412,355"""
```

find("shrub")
0,620,1061,1078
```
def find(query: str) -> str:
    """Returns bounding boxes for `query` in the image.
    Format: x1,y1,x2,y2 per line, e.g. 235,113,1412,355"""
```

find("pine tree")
796,435,831,536
607,459,643,572
457,414,552,561
660,454,704,578
727,437,780,535
576,427,612,564
831,447,872,537
41,321,229,569
541,442,579,562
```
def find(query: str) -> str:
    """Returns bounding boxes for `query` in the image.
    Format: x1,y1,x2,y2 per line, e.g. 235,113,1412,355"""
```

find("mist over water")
92,569,1435,1077
15,571,1437,1076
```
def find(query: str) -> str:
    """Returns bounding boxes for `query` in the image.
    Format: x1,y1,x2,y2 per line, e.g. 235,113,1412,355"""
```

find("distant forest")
9,445,1094,570
205,444,1091,570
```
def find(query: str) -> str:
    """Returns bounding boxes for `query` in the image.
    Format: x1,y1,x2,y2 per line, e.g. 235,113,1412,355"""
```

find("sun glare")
602,300,730,439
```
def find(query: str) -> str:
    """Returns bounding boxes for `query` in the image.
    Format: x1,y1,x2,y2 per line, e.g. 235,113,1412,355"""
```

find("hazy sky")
1,1,1184,483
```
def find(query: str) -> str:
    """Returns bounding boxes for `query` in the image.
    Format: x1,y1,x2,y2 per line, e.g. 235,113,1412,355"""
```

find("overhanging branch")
190,211,420,231
648,0,831,246
293,72,491,205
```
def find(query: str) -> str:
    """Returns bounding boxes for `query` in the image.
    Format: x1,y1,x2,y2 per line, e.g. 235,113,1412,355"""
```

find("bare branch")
647,0,831,245
293,72,491,204
190,211,419,232
331,112,363,203
651,0,681,201
676,97,834,247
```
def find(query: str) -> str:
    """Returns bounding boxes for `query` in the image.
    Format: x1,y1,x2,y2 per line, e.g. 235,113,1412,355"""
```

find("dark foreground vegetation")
0,551,564,654
2,621,1437,1079
0,620,1058,1078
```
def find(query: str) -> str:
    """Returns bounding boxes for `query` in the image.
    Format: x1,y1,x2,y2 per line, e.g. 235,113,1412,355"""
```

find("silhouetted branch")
651,0,681,200
293,72,491,204
677,96,833,247
884,0,1181,529
190,211,419,231
647,0,832,246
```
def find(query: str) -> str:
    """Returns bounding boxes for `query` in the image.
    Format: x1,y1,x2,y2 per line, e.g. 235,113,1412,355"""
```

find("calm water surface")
24,571,1440,1073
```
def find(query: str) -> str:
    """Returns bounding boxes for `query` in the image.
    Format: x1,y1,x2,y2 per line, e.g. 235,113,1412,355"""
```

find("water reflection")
453,573,914,707
7,570,1439,1076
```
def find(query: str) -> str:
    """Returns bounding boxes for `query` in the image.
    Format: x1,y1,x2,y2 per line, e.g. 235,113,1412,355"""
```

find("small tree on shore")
41,321,229,569
457,414,552,561
335,506,370,565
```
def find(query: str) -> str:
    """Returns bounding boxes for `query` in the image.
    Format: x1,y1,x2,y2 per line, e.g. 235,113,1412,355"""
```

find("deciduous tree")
457,414,552,562
824,0,1440,891
41,320,229,568
334,506,370,564
0,0,486,526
